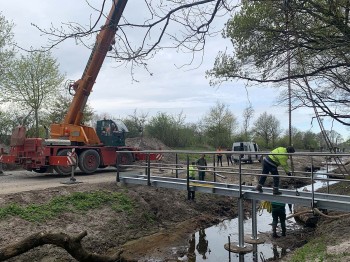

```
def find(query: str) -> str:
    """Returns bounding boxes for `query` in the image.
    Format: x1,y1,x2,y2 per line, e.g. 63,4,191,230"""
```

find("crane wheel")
78,149,100,174
54,149,77,175
116,151,133,171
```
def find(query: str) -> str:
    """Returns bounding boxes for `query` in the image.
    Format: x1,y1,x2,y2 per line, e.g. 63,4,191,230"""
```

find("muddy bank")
0,182,240,261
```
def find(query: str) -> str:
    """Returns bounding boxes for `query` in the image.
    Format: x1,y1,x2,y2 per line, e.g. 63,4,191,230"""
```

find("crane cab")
96,119,128,147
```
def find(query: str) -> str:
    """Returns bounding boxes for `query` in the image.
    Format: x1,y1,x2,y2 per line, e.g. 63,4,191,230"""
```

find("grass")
289,181,350,261
142,211,157,223
290,238,327,261
290,237,350,262
0,191,134,222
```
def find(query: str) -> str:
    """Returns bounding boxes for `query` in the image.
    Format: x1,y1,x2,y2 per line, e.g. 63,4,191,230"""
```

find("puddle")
179,169,336,261
179,210,299,261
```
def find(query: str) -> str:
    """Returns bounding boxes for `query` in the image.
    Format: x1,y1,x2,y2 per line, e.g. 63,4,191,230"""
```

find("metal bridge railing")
116,150,350,210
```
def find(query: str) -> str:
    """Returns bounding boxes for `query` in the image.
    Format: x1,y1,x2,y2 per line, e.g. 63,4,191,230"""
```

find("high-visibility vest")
189,165,196,179
268,147,290,173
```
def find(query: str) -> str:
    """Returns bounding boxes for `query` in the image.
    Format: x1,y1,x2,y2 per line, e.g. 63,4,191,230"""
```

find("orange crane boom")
50,0,128,145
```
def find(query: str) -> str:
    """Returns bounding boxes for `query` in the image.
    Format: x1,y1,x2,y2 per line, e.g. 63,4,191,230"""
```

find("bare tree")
30,0,239,74
242,105,254,140
123,109,149,138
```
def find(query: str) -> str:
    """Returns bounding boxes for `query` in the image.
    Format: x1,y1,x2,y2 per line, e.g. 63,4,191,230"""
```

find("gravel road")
0,168,139,194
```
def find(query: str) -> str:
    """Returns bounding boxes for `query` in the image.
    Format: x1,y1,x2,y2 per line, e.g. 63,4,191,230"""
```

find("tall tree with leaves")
201,101,237,147
145,112,197,147
0,13,14,81
252,112,281,148
48,91,94,126
1,51,65,137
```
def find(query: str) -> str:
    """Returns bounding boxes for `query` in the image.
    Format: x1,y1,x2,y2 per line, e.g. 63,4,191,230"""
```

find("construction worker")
216,146,223,167
254,146,295,195
225,147,233,166
196,154,207,181
271,201,287,238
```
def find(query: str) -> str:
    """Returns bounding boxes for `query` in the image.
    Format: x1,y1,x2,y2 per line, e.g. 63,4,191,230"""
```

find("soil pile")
126,137,176,163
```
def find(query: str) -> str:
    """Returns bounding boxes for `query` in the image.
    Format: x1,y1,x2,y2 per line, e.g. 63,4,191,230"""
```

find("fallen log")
293,205,320,227
0,231,121,262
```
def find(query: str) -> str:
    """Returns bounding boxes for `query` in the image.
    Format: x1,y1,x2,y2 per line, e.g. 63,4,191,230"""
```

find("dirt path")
0,168,136,194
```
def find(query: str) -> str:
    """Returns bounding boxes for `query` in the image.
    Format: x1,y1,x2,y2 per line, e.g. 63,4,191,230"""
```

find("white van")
232,142,261,163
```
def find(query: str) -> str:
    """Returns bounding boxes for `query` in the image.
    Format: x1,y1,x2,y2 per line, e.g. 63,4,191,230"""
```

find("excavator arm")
50,0,128,145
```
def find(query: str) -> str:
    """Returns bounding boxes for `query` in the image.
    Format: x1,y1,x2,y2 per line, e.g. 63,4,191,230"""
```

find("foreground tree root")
0,231,121,262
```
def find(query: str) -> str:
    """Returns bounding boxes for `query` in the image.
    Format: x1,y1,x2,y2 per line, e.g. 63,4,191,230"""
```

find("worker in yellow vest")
254,146,295,195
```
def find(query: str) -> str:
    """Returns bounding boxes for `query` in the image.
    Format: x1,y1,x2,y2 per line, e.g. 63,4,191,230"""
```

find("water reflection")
188,234,196,262
179,169,334,261
180,205,299,261
271,244,287,261
196,229,209,259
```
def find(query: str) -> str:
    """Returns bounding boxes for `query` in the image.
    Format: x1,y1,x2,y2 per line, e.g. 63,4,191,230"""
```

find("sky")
1,0,348,140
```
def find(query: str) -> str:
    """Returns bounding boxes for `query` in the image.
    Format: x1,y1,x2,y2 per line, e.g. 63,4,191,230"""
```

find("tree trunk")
35,108,39,137
0,231,121,262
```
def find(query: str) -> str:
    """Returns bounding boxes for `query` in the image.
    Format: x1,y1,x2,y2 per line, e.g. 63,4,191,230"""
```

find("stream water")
178,168,336,262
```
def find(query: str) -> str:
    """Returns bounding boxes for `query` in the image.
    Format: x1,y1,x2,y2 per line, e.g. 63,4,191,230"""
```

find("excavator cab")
96,119,128,147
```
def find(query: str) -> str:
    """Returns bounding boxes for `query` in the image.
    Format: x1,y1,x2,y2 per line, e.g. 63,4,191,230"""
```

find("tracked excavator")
0,0,159,175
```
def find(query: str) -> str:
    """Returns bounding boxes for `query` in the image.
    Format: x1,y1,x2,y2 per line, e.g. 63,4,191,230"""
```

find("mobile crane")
1,0,159,175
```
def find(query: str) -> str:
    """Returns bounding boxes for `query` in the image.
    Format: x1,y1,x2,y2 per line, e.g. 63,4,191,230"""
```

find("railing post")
239,155,242,196
116,151,120,182
187,155,190,200
326,157,330,194
311,157,315,208
175,153,179,178
213,154,216,182
147,153,151,186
